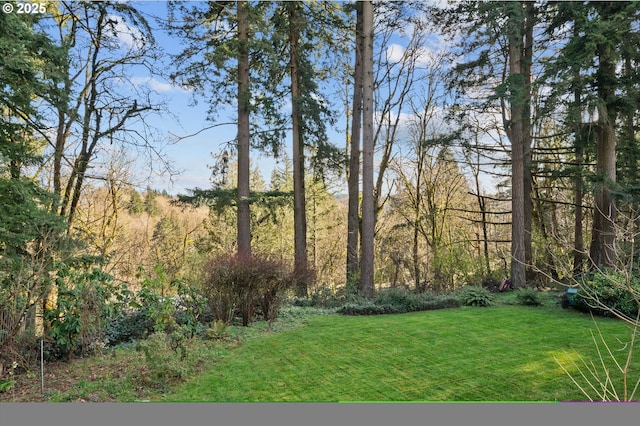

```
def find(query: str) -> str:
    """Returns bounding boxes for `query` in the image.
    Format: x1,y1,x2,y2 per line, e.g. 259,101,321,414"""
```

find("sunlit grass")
164,306,638,402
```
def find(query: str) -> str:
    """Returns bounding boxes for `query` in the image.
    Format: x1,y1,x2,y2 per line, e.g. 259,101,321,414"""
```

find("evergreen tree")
144,187,160,216
544,1,640,268
1,11,67,349
128,189,145,215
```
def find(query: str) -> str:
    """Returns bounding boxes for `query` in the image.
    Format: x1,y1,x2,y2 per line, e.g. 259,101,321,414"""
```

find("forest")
1,0,640,403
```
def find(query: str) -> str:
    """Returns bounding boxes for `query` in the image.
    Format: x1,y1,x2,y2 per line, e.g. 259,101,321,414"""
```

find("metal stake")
40,338,44,397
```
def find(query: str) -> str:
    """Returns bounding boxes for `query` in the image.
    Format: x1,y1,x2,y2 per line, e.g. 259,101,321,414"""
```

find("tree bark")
588,9,617,269
288,2,308,297
360,0,375,298
522,1,534,281
506,2,526,289
237,0,252,260
346,2,363,290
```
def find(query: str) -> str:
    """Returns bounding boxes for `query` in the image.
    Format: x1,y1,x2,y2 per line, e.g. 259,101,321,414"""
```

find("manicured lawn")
164,305,639,402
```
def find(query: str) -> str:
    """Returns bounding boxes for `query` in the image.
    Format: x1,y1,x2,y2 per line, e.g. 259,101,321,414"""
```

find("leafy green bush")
309,287,345,308
515,288,543,306
205,320,229,341
457,286,493,307
103,310,155,346
337,289,460,316
44,265,130,360
137,332,189,380
338,302,393,316
202,254,294,326
374,287,417,308
104,267,207,346
573,270,640,319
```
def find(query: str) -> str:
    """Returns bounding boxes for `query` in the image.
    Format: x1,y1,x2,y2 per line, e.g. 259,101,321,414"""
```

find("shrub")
309,287,344,308
205,320,229,341
374,287,417,309
104,268,207,347
337,290,460,316
103,310,155,346
289,296,315,307
44,265,130,360
416,296,461,311
457,286,493,307
202,254,294,326
515,288,543,306
573,270,640,320
337,302,389,316
137,332,188,380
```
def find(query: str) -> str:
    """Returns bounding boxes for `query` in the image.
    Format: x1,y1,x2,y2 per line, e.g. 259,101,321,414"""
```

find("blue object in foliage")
566,287,578,306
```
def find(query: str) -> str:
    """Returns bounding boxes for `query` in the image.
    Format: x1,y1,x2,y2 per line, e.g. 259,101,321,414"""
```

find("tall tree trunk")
413,216,421,291
573,131,585,275
572,40,586,275
589,19,617,268
346,2,363,290
506,2,526,289
522,1,534,281
360,0,375,298
63,8,105,232
236,0,251,260
288,2,308,297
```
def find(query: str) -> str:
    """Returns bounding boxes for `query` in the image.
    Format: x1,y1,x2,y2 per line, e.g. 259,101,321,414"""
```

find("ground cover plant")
336,287,461,315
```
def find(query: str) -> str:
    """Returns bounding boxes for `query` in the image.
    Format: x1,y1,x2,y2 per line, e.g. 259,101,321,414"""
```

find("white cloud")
130,76,186,94
386,44,406,63
106,14,145,50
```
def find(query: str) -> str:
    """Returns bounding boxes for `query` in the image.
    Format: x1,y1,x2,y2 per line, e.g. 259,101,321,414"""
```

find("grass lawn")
164,305,639,402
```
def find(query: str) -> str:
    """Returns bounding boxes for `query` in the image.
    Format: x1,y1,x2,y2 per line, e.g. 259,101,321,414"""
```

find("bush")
137,332,188,380
457,286,493,307
338,302,393,316
309,287,344,308
337,288,460,316
515,288,543,306
103,310,155,346
202,254,294,326
573,270,640,319
205,320,229,341
104,267,207,347
374,287,417,309
43,265,131,360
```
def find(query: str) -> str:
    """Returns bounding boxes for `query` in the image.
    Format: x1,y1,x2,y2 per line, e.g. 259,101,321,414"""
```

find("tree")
1,11,67,355
430,0,537,287
43,1,164,231
236,0,251,260
372,2,431,222
360,0,375,297
144,187,160,216
169,1,287,261
504,1,535,288
266,1,345,296
544,1,640,269
151,215,184,282
346,1,363,290
128,189,145,215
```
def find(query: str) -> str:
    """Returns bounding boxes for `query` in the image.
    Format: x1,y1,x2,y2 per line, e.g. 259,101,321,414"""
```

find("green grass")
163,305,639,402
